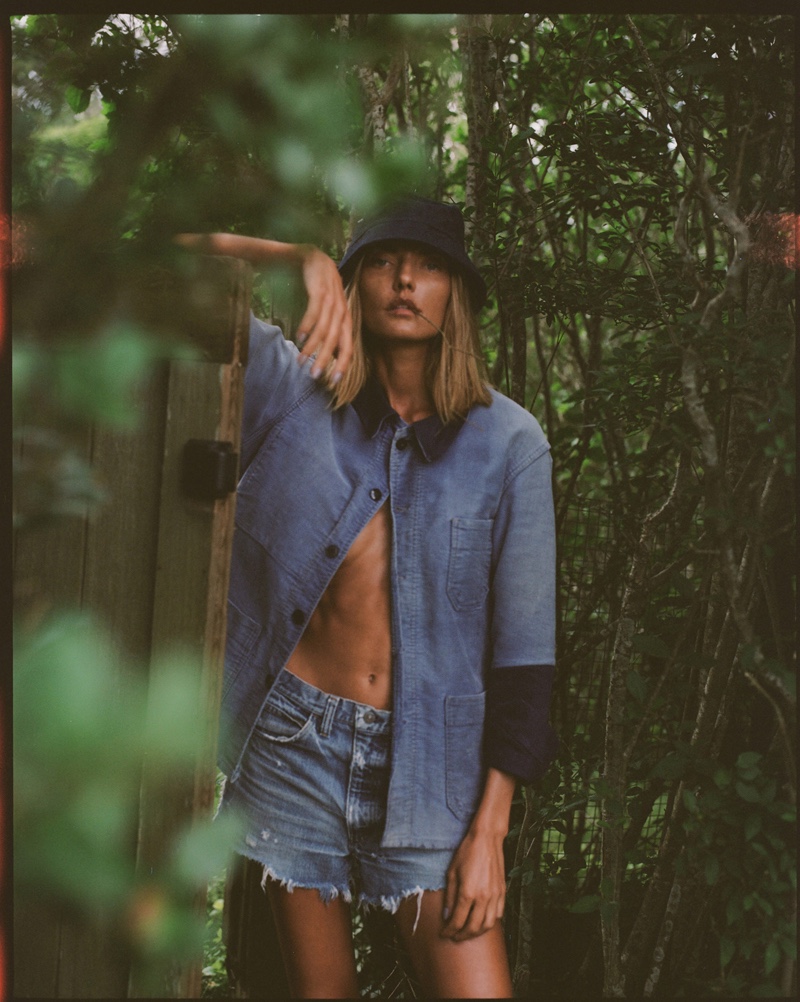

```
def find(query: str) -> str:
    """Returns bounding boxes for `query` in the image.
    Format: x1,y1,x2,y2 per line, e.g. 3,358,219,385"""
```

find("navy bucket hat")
338,196,487,311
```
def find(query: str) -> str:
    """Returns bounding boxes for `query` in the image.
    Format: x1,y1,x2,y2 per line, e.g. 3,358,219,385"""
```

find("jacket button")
396,438,409,451
325,544,339,558
369,488,382,501
291,609,305,626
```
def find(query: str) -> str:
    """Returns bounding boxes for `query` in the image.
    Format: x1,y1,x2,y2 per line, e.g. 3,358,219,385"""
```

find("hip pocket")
445,692,486,820
254,690,316,744
446,518,493,611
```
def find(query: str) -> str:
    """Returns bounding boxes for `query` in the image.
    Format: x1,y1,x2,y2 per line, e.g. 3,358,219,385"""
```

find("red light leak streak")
747,212,799,271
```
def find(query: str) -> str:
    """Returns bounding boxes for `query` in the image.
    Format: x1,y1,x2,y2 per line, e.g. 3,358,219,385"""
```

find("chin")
365,327,440,345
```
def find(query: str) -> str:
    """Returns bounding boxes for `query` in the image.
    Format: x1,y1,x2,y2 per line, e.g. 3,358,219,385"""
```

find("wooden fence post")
14,256,251,999
128,256,251,998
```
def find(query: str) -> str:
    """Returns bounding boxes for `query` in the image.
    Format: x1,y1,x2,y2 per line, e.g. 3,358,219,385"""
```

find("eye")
367,252,393,267
424,257,447,272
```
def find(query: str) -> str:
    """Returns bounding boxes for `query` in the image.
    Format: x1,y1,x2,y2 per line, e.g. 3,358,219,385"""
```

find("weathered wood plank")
131,256,251,365
55,912,131,1000
82,364,171,662
13,434,91,621
130,258,251,998
13,428,91,1000
14,257,251,999
12,901,63,1000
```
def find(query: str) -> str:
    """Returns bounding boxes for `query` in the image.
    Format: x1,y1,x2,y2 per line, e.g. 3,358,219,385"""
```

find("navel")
368,673,377,685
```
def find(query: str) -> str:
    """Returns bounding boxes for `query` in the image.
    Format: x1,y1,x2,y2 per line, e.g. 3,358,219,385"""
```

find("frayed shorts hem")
237,848,444,933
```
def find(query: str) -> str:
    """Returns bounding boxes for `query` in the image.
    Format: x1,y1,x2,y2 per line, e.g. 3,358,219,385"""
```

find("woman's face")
358,240,452,344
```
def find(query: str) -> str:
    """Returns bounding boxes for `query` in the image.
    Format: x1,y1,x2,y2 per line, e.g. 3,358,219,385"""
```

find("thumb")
443,868,458,923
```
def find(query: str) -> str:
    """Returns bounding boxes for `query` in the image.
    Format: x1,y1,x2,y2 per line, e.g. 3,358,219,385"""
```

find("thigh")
394,888,513,999
267,881,359,999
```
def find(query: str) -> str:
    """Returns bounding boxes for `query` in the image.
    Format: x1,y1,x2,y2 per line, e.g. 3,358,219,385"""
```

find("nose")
393,254,415,290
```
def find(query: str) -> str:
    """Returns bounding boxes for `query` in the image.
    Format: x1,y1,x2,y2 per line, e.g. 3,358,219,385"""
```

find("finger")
310,305,348,376
441,874,465,938
451,879,504,941
295,297,328,360
295,279,337,354
296,253,346,353
442,888,474,939
451,909,489,937
297,281,348,363
453,898,488,942
308,298,351,379
482,900,499,934
443,869,458,928
295,301,335,368
330,311,354,381
442,902,473,939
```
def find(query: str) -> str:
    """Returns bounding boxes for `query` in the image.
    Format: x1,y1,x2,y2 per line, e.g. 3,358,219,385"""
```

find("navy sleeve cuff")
484,665,558,784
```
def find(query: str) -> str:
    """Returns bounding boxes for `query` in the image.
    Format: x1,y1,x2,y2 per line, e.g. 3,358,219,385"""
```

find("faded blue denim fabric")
220,313,556,850
221,668,451,912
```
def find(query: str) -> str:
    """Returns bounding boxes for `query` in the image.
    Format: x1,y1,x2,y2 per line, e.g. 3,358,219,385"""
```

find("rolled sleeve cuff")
484,664,558,784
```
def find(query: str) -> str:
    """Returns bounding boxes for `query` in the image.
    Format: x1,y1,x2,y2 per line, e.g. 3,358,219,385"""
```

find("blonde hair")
328,257,492,424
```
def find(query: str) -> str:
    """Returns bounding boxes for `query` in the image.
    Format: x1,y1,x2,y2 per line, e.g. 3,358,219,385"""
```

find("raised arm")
173,232,353,383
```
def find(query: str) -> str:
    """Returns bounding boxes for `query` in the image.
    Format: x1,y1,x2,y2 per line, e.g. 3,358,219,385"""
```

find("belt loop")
320,695,339,736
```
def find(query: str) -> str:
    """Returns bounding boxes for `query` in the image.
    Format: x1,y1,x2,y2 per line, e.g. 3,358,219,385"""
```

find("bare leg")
395,889,513,999
266,881,359,998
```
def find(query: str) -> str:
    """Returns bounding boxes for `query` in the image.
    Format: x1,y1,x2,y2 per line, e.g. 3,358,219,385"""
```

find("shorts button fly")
362,710,378,724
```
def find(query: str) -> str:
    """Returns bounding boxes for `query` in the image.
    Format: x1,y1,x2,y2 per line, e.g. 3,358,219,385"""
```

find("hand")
172,234,353,384
441,825,507,942
294,244,353,385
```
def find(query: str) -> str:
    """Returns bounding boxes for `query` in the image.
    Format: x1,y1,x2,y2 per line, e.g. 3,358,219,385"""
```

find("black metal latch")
181,439,239,502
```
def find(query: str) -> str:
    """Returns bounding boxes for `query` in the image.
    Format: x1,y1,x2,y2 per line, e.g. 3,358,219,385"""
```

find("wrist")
468,767,515,838
292,242,315,264
468,815,509,840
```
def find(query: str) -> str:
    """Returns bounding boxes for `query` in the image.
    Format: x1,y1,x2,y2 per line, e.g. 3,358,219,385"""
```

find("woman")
177,196,557,998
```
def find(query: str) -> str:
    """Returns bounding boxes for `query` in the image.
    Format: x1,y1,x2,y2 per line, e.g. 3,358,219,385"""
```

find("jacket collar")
352,377,464,463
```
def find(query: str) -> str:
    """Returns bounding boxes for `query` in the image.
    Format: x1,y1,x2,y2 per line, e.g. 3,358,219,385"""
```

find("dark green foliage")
12,12,795,999
14,613,245,990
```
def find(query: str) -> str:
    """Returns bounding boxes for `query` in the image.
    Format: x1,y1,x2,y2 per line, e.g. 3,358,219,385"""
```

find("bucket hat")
338,196,487,310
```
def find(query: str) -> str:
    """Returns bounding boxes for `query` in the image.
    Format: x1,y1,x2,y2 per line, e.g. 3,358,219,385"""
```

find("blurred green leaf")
705,855,720,885
568,894,600,913
170,811,244,887
631,633,671,659
14,609,238,968
53,324,163,428
720,936,735,968
737,751,763,771
626,668,648,703
735,782,761,804
65,84,91,114
764,940,781,976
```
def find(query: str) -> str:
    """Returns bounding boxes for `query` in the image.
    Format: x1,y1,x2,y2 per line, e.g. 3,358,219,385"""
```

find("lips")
387,298,419,314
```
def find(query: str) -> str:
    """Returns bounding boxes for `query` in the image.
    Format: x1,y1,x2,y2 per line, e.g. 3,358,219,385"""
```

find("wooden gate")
13,256,252,998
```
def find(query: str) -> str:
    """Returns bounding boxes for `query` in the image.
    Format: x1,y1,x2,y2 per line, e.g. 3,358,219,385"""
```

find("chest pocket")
446,517,494,612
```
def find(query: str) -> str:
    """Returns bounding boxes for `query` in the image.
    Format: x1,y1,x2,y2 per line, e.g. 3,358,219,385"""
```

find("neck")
370,340,436,424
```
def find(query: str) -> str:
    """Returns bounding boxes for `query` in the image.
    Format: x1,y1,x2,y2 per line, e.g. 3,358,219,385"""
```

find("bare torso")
285,505,392,709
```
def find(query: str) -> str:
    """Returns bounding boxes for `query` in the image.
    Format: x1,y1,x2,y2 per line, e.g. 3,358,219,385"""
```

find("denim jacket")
220,314,555,849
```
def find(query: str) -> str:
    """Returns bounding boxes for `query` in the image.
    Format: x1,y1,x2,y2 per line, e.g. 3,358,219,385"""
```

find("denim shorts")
221,669,451,916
